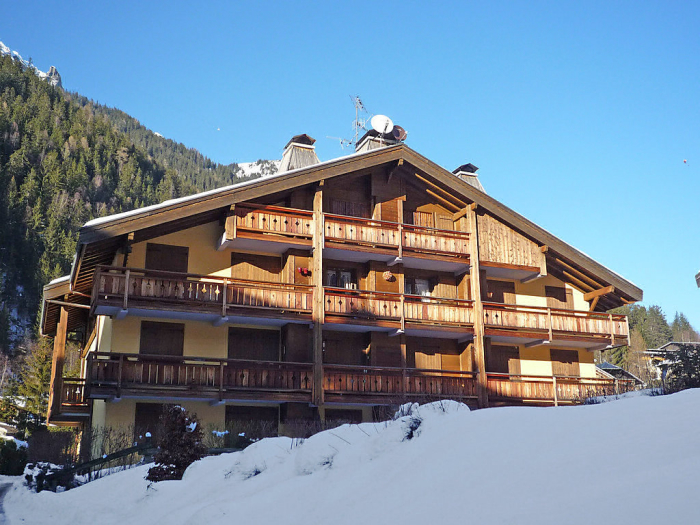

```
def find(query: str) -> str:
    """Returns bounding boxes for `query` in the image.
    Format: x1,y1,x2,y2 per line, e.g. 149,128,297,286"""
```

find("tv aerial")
327,97,407,149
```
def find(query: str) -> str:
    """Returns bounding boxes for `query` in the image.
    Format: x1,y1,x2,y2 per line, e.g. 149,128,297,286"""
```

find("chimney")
355,129,400,153
279,134,320,172
453,163,485,193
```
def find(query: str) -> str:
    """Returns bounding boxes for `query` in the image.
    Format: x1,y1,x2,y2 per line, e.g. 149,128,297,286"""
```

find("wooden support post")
222,278,228,317
312,183,325,409
552,376,559,407
123,269,130,311
224,205,237,241
467,205,488,408
48,306,69,423
547,307,553,342
609,313,615,345
400,334,407,396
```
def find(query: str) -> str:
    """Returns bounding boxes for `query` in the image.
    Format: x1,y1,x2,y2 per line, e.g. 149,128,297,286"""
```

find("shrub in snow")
0,438,28,475
146,405,206,482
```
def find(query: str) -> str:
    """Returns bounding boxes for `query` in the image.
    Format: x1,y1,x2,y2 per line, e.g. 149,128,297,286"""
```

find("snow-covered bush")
146,405,206,482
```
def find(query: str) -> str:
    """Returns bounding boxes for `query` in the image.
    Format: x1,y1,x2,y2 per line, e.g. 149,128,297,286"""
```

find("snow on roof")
83,148,379,229
48,275,70,285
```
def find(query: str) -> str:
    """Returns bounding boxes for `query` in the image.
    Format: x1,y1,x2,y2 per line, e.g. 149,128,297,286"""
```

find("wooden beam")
415,173,467,207
48,307,69,423
552,257,605,290
312,183,324,408
524,339,550,348
387,159,404,183
589,296,600,312
540,245,549,253
453,206,470,221
426,189,461,212
583,285,615,302
46,299,91,310
468,206,488,409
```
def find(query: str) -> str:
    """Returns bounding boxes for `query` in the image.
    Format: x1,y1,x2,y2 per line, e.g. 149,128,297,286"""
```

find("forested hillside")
68,93,278,191
0,55,271,354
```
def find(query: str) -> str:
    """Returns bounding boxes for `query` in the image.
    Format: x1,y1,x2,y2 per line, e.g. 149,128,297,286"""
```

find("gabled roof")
42,143,642,335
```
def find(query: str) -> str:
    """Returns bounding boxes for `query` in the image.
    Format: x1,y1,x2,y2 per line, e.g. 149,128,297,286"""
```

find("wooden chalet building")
41,132,642,435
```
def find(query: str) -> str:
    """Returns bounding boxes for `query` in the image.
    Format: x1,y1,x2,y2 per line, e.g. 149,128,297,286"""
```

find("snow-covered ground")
5,391,700,525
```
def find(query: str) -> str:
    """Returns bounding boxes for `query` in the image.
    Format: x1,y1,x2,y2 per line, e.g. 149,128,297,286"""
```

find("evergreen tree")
670,312,699,342
147,405,206,482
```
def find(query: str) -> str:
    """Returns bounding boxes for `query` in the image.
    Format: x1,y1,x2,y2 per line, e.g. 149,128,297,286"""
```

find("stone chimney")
453,163,485,193
279,134,320,172
355,129,400,153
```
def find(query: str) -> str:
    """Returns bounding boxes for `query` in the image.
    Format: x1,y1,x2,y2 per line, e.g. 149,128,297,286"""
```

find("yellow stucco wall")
518,346,553,376
513,274,587,310
98,399,225,431
128,221,231,278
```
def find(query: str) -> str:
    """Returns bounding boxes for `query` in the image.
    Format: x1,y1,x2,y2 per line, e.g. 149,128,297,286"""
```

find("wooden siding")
478,213,542,268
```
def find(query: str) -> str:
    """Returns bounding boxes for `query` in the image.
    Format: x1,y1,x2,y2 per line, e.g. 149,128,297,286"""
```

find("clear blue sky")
3,1,699,328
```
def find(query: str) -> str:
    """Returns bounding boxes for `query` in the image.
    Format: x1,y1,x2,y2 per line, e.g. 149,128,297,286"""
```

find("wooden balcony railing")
87,352,313,401
483,302,629,343
323,288,475,328
94,266,313,318
487,373,635,405
323,365,478,401
59,378,90,415
78,354,631,407
323,213,470,259
233,203,314,241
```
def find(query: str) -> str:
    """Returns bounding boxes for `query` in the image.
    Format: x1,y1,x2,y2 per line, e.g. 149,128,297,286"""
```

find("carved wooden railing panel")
324,214,400,249
323,212,470,259
404,296,474,325
324,288,474,328
87,353,313,397
401,224,470,257
94,266,313,316
234,204,313,240
483,302,629,341
324,288,402,321
323,365,478,399
487,373,635,405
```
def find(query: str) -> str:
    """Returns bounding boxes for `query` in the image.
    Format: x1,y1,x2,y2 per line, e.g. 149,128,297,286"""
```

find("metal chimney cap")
453,163,479,174
285,134,316,149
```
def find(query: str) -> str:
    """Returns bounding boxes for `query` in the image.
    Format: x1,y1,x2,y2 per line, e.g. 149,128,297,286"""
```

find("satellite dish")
392,125,407,141
371,114,394,134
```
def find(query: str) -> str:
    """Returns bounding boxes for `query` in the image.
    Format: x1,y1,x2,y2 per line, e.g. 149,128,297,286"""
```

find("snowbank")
5,392,700,525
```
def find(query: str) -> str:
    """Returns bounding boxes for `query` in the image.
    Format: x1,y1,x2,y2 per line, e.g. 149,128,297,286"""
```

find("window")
404,277,432,297
134,403,164,441
486,346,520,375
145,243,189,273
139,321,184,356
325,269,356,289
486,280,516,304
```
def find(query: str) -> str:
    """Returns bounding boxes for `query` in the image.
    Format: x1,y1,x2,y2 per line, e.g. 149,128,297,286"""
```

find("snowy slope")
6,391,700,525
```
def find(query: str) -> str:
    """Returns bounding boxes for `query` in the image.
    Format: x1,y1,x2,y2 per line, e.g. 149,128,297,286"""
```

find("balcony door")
551,349,580,377
486,280,516,304
145,243,189,273
325,268,356,289
139,321,184,356
228,327,279,361
486,345,520,375
545,286,574,310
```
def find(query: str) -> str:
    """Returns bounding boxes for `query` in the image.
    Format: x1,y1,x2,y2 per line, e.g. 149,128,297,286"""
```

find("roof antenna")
326,95,372,149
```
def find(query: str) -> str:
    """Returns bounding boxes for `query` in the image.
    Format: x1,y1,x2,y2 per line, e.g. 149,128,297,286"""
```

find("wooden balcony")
232,204,313,243
87,352,313,403
48,378,90,425
323,288,475,331
80,353,631,407
323,365,478,404
487,373,636,406
483,302,629,347
93,266,313,322
323,213,470,265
